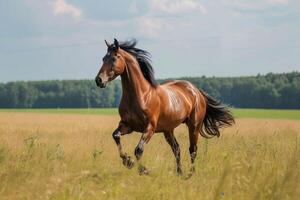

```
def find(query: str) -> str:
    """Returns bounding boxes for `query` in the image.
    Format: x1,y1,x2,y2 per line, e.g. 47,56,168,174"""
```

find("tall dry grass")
0,112,299,200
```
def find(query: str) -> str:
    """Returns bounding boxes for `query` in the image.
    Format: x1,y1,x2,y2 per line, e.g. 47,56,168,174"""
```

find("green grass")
0,108,118,115
233,109,300,120
1,108,300,120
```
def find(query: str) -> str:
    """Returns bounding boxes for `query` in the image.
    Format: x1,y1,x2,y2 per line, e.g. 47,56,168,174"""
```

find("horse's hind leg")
163,131,182,175
187,122,200,176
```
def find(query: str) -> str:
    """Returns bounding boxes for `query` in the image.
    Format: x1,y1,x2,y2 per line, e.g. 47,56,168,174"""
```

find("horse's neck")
120,54,151,104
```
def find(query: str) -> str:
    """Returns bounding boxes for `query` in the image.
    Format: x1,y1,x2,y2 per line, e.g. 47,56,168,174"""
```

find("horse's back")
160,80,201,100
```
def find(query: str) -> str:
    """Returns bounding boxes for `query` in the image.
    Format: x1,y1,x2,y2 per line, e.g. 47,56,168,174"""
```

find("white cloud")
135,1,208,39
150,0,207,15
52,0,82,19
222,0,291,11
267,0,289,5
137,17,165,38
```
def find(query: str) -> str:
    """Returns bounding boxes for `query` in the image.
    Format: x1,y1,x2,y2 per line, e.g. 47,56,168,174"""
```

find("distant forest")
0,72,299,109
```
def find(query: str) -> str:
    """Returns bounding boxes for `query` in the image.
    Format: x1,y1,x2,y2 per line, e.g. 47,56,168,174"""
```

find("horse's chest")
120,109,148,132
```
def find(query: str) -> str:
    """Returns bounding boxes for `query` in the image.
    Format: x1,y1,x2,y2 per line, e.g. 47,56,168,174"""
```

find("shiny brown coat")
95,39,234,175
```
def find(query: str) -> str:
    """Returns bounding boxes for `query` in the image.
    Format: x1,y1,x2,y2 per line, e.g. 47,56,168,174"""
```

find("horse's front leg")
134,124,155,175
112,123,134,168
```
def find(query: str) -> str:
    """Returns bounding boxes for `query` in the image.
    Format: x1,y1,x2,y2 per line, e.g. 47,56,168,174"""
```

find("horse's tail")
200,91,235,138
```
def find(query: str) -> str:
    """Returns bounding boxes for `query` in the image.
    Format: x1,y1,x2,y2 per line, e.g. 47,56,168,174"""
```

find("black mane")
119,39,158,87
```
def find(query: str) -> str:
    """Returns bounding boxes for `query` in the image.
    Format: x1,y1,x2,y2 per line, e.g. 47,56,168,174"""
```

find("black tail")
200,91,235,138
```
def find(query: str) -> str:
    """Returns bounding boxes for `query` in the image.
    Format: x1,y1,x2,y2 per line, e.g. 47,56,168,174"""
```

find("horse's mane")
119,39,158,87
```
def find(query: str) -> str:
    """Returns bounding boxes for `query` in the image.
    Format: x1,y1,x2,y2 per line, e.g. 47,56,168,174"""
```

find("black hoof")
177,168,183,176
138,165,149,175
122,155,135,169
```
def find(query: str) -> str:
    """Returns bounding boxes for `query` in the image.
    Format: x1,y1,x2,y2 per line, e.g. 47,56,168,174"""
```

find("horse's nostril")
95,77,102,86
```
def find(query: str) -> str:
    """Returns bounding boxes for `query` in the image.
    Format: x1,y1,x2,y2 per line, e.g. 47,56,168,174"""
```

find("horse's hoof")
176,168,183,176
185,173,193,180
190,166,195,173
186,166,195,178
138,165,149,175
122,156,135,169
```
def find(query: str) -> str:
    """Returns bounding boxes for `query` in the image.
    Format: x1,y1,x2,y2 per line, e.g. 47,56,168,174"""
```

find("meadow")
0,109,299,199
1,108,300,119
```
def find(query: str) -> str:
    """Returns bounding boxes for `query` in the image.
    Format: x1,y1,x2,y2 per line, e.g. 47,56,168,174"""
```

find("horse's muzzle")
95,77,107,88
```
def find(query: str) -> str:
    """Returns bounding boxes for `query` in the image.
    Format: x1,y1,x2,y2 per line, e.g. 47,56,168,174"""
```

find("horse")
95,38,234,175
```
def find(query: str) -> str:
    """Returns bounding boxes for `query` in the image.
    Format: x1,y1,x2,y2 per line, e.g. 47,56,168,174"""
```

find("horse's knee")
112,129,121,144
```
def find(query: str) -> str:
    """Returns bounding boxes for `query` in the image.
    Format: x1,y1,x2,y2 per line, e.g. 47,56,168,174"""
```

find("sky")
0,0,300,82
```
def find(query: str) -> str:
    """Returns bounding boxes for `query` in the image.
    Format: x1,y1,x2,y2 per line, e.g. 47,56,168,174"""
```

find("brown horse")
95,39,234,175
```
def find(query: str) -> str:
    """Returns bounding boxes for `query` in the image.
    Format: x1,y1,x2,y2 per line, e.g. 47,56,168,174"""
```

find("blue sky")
0,0,299,82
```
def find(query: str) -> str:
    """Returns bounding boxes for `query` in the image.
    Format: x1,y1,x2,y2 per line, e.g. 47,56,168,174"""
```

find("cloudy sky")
0,0,299,82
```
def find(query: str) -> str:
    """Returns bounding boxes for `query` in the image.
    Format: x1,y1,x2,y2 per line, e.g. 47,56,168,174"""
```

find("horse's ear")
104,40,110,48
114,38,119,50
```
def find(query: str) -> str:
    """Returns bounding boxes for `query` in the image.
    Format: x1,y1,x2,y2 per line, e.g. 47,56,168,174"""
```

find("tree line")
0,72,299,109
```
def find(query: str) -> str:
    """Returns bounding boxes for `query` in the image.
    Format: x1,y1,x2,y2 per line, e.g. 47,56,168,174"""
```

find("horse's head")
95,38,126,88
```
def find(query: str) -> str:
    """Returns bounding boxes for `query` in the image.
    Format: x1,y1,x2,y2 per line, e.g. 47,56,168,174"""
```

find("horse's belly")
155,114,186,132
156,101,190,132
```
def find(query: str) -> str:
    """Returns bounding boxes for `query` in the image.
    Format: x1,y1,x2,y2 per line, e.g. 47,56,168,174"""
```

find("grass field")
0,110,299,199
1,108,300,119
